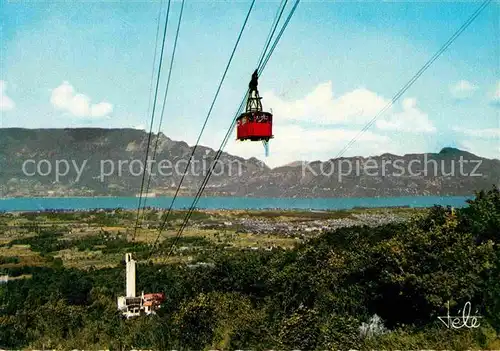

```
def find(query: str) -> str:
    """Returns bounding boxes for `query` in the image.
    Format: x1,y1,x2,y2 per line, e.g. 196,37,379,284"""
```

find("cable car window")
256,114,267,123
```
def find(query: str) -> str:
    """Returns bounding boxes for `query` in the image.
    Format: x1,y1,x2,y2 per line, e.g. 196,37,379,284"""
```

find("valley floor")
0,207,417,270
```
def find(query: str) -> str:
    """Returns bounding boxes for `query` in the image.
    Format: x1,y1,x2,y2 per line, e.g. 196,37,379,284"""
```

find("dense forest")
0,187,499,349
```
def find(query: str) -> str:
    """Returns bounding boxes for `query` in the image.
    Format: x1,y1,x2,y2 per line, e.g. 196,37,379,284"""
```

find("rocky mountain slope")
1,128,498,198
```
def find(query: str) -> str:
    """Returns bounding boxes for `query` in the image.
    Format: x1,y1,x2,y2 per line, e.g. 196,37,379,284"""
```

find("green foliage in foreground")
4,230,151,258
0,186,499,350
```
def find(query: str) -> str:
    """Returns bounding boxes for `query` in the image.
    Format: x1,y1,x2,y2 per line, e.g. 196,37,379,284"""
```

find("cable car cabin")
236,111,273,141
236,69,274,149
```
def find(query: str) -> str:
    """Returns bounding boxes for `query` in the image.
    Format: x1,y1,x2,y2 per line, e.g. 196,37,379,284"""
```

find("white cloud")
263,82,387,125
449,80,478,100
453,127,500,138
375,97,436,133
457,139,500,160
490,81,500,107
453,125,500,160
262,82,435,133
0,80,15,111
495,81,500,98
181,82,437,167
134,124,146,130
223,124,396,168
90,102,113,117
50,81,113,118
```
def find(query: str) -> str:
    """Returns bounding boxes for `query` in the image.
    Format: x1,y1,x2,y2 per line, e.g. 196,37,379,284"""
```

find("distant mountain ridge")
1,128,499,198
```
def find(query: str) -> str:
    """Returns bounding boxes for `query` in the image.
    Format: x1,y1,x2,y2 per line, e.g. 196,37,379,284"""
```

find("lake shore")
0,195,472,212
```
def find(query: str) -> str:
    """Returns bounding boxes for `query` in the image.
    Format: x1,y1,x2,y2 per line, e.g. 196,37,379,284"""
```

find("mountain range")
1,128,499,198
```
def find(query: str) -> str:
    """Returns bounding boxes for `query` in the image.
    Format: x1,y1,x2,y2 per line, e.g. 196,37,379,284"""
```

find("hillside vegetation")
0,186,499,349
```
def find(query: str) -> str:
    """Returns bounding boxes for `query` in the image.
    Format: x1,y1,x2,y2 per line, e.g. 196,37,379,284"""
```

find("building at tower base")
116,253,165,318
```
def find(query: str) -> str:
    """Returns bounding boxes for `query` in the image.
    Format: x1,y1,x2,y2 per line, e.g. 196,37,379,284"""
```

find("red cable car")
236,70,273,156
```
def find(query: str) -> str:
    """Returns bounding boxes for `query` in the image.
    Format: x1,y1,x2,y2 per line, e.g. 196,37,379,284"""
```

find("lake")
0,195,473,212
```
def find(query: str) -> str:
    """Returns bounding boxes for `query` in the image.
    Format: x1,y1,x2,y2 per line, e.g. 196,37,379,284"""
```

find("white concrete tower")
125,253,136,297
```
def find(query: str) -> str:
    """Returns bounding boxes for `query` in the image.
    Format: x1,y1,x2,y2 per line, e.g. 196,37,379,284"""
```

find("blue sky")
1,0,499,167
